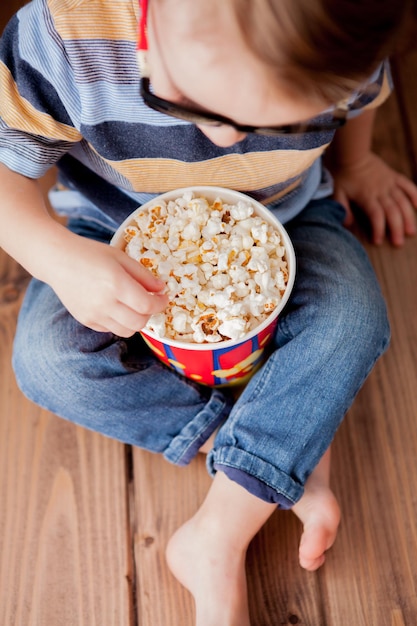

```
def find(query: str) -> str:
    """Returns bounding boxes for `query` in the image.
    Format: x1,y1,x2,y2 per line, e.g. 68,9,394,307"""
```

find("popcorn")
123,192,289,343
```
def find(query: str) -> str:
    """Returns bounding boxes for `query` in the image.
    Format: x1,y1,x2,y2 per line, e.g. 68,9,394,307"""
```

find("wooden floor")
2,4,417,625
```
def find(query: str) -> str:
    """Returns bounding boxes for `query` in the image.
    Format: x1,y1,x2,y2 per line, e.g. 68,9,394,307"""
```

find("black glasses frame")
140,77,348,136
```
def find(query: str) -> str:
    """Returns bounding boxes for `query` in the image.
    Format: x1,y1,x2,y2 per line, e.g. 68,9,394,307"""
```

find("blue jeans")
12,199,390,507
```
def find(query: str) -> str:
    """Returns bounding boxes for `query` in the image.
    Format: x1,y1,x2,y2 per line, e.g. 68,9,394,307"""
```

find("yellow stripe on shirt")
0,63,82,142
94,145,329,193
48,0,138,42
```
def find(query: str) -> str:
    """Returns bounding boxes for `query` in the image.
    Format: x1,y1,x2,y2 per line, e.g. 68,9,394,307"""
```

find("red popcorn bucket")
111,186,296,387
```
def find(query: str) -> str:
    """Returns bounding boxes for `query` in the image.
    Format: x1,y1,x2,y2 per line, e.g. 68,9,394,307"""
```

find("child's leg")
292,447,340,570
174,198,389,625
167,451,338,626
205,199,390,513
200,436,339,570
166,470,276,626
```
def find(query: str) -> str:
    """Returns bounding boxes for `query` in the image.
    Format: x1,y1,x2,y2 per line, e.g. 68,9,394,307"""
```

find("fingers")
120,252,167,293
332,154,417,246
108,250,169,331
111,305,153,336
119,275,169,319
342,204,354,227
90,301,162,337
353,167,417,246
379,173,417,245
98,278,168,336
366,199,386,245
388,187,416,242
379,195,405,247
52,239,170,336
396,173,417,209
116,260,169,335
103,313,146,338
73,253,169,336
88,317,137,338
333,189,354,226
367,187,417,247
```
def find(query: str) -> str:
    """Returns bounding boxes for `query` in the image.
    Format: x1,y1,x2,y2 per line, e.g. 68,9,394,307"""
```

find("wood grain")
0,262,133,625
131,451,211,625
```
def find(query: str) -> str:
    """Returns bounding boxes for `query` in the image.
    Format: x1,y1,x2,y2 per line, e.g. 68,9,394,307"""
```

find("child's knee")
343,279,389,355
319,283,390,367
12,281,92,403
284,275,390,374
12,311,71,403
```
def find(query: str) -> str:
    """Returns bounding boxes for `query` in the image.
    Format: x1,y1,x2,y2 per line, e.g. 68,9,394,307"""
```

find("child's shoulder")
40,0,138,43
47,0,136,13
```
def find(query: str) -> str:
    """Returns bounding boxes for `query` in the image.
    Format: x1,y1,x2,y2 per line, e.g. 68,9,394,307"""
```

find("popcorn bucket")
111,186,296,387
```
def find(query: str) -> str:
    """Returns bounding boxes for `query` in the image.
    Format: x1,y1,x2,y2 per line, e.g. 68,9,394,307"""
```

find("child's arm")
325,108,417,246
0,164,168,336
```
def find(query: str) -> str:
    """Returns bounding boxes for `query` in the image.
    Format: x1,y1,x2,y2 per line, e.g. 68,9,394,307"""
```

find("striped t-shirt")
0,0,391,230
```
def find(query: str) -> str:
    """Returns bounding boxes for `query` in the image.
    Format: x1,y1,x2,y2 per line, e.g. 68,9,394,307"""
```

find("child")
1,0,417,624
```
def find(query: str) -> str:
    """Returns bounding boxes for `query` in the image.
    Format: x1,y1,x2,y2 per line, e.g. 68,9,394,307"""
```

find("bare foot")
292,483,340,570
166,515,251,626
292,450,341,571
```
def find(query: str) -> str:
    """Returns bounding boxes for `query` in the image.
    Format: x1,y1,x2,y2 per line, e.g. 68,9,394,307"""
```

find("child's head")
149,0,410,146
232,0,410,102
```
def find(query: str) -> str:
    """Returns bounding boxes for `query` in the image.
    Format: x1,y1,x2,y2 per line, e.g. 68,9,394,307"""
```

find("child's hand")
49,235,169,337
331,152,417,246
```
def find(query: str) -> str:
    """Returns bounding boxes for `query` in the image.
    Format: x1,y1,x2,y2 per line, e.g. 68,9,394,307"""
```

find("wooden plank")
322,345,417,624
247,512,325,625
389,40,417,182
0,0,24,27
132,450,211,625
0,251,134,625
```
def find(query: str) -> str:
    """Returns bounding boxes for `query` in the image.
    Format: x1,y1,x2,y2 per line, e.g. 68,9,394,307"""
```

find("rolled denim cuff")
163,390,233,466
207,446,302,507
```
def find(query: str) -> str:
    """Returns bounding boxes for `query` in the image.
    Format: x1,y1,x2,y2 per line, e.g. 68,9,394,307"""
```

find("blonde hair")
232,0,411,102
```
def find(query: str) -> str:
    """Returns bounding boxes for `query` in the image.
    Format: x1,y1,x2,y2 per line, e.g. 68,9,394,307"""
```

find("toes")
298,522,336,571
299,552,326,571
